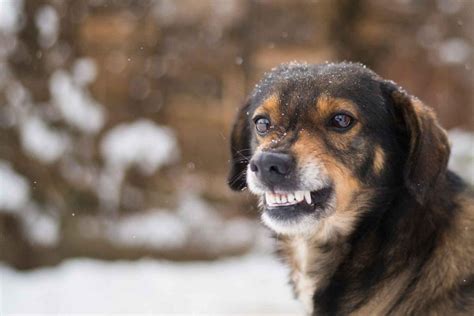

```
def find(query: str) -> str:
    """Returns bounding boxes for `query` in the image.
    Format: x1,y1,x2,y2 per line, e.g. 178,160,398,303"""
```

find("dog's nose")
250,152,294,185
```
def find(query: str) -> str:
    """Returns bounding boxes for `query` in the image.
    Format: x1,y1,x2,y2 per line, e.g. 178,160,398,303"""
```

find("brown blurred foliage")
0,0,472,269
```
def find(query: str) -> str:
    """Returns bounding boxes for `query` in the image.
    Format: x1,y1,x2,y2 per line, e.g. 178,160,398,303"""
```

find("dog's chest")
291,240,315,313
282,236,341,315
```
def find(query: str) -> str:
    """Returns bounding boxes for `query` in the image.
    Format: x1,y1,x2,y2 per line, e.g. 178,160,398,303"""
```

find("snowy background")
0,0,472,314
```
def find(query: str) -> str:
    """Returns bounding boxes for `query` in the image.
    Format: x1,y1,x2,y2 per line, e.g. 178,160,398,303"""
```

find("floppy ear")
227,101,252,191
382,81,450,204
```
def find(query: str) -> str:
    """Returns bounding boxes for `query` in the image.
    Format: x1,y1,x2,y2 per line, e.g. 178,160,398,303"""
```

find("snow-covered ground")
0,254,304,315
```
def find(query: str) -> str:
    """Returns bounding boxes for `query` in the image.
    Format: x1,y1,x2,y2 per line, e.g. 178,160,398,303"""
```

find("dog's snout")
262,153,292,175
250,152,295,186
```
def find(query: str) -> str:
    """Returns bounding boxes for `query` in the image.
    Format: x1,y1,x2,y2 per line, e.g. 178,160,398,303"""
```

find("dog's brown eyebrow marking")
315,94,359,118
254,94,280,120
373,145,385,175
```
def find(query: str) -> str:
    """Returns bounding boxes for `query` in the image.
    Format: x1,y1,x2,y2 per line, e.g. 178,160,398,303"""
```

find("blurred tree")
0,0,472,269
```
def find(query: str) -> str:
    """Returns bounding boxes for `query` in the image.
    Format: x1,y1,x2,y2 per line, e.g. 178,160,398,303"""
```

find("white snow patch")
0,255,303,314
35,5,59,48
105,193,256,253
0,160,59,244
108,210,188,249
0,0,23,34
21,204,60,246
438,38,471,64
100,119,178,175
19,116,69,163
49,69,105,134
6,80,31,109
178,192,221,227
72,58,97,86
448,129,474,184
0,161,30,212
177,193,256,253
5,80,70,162
98,119,178,210
220,217,259,250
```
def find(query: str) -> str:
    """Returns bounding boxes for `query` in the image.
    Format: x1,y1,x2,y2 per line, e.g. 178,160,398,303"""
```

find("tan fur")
392,194,474,315
352,270,412,315
280,191,474,315
277,163,369,314
293,131,368,222
314,95,362,151
276,95,473,314
373,145,385,175
254,94,280,125
230,65,474,314
279,234,347,315
315,95,359,120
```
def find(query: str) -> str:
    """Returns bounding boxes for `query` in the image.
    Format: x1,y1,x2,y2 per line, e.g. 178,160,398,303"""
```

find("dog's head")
228,62,450,236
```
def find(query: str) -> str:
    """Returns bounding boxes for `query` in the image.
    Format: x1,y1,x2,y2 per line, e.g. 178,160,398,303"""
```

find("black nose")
250,152,295,185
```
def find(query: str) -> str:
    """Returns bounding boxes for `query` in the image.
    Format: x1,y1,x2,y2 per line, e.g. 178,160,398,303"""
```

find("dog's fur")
228,62,474,315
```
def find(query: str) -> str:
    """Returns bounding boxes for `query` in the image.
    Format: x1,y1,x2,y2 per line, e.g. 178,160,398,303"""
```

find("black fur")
228,62,474,315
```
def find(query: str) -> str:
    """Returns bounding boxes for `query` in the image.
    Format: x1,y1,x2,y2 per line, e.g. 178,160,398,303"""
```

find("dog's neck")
276,179,459,315
277,225,350,314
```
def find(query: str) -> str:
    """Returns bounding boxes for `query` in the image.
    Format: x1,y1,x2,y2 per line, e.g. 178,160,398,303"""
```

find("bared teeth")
264,191,312,207
304,191,312,204
295,191,304,201
265,192,275,204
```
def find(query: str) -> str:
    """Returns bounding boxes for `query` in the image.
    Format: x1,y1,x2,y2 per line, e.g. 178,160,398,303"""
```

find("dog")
227,62,474,315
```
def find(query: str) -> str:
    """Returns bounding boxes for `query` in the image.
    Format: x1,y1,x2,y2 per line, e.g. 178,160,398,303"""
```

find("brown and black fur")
228,62,474,315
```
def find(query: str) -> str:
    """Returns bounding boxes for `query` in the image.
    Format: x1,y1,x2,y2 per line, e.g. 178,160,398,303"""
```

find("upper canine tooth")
265,192,273,204
304,191,312,204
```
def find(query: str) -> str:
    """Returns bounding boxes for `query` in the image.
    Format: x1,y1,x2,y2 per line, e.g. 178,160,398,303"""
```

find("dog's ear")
227,100,252,191
382,80,450,204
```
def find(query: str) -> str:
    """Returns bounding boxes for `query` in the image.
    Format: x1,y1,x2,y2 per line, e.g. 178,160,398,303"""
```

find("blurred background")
0,0,472,313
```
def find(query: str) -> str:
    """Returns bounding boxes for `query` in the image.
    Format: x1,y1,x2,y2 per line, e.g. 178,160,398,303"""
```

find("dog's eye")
330,113,354,130
255,117,271,135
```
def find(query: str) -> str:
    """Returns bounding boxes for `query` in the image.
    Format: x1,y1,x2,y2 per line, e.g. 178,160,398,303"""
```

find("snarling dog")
228,62,474,315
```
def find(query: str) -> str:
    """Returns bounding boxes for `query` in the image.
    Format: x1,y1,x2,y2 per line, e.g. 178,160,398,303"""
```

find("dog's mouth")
262,186,333,221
